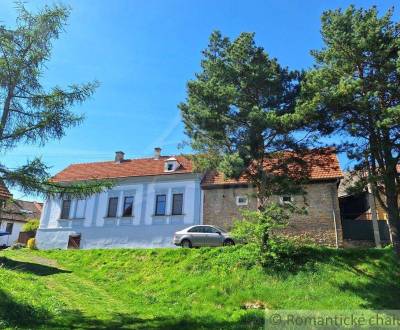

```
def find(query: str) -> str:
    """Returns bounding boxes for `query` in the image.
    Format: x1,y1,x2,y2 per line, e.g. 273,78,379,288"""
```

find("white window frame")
236,195,248,206
280,195,293,205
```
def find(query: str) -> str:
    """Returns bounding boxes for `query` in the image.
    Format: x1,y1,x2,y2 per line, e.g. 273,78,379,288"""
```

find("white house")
0,198,43,247
37,148,203,249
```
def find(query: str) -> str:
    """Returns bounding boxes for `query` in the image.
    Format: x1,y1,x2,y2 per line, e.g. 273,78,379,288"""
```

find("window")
123,196,134,217
107,197,119,217
155,194,166,216
188,226,204,233
236,196,248,206
172,193,183,215
280,195,293,204
5,223,13,234
167,163,173,171
75,199,86,218
60,199,71,219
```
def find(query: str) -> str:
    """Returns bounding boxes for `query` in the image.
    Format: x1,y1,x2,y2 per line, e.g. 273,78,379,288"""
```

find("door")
203,226,224,246
187,226,205,247
67,234,81,249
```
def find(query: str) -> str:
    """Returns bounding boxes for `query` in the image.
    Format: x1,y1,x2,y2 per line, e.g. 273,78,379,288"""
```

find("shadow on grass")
0,290,52,328
266,246,400,310
0,257,71,276
0,289,264,330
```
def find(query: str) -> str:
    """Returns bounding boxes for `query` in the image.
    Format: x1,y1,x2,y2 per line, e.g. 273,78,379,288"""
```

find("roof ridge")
62,154,187,167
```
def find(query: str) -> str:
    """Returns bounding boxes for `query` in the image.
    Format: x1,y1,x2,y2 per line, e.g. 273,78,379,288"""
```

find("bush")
231,203,295,267
27,238,37,250
22,218,40,232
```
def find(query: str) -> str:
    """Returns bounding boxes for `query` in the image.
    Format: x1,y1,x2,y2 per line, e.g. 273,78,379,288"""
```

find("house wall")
202,181,342,247
0,220,24,246
37,173,202,249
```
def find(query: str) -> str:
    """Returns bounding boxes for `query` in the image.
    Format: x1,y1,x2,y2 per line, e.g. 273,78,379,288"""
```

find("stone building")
201,149,343,247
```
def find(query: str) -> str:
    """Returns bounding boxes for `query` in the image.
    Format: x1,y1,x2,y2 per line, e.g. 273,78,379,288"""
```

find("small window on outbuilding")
5,222,13,234
236,196,248,206
280,195,293,204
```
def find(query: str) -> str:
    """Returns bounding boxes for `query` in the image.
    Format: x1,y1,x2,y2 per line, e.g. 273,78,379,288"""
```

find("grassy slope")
0,246,399,329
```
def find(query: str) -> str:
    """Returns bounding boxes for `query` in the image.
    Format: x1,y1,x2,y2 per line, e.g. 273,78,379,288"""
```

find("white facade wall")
37,173,202,249
0,220,24,246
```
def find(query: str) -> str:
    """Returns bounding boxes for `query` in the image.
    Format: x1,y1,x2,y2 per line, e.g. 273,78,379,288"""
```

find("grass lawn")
0,245,399,329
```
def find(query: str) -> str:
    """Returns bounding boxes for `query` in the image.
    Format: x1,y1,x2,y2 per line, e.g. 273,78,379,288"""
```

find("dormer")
164,157,180,172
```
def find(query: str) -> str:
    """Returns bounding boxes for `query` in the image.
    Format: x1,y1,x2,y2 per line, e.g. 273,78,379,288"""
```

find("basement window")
236,196,248,206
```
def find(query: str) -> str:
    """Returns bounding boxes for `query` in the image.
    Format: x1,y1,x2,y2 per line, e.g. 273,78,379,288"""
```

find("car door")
203,226,224,246
187,226,205,247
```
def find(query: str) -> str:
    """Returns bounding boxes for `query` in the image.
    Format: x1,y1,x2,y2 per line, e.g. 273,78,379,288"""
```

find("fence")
341,218,390,241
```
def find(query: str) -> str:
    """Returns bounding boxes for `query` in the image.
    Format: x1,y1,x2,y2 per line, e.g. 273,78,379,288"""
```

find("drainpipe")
331,182,339,248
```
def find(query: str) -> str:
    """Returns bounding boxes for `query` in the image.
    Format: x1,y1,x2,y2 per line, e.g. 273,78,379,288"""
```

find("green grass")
0,245,399,329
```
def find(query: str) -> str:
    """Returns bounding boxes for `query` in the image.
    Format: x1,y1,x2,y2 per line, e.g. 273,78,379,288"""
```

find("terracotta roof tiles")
201,149,343,187
51,156,194,182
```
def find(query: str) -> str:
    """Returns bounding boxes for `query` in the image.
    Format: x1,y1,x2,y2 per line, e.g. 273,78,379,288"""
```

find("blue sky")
1,0,398,201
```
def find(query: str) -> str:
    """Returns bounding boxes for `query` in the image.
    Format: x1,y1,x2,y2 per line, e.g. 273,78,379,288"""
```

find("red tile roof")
0,181,12,200
51,156,194,183
202,148,343,187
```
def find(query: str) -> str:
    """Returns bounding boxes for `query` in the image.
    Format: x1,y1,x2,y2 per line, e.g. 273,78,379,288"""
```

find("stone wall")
202,181,342,247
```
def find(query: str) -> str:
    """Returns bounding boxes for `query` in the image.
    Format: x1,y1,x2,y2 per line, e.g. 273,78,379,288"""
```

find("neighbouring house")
37,148,203,249
0,187,43,247
201,149,344,247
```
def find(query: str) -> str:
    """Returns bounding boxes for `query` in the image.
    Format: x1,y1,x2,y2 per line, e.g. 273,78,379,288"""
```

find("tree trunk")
384,172,400,256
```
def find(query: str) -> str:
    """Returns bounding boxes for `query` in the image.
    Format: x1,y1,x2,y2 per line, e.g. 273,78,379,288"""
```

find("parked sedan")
173,225,235,248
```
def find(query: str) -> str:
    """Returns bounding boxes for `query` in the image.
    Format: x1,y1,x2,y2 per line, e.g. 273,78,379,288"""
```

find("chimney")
115,151,125,163
154,147,161,160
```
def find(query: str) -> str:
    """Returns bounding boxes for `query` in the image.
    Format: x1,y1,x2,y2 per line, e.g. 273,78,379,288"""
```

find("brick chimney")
154,147,161,160
115,151,125,163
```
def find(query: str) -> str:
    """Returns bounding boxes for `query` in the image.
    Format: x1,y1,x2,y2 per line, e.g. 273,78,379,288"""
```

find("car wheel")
181,239,192,248
223,239,235,246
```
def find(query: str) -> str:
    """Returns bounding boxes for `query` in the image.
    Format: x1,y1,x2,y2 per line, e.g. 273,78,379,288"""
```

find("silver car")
173,225,235,248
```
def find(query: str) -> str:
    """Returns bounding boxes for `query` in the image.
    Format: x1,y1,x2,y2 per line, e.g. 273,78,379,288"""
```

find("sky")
1,0,398,201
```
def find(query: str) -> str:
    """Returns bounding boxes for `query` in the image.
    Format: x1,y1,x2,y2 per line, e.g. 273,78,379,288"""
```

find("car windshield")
213,226,227,233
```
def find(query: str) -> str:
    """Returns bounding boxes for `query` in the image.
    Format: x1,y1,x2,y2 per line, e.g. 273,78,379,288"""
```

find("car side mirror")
216,231,221,235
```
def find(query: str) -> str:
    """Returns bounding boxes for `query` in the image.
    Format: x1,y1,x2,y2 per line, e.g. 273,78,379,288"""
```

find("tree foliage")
179,31,311,208
297,6,400,253
22,218,40,232
0,3,110,197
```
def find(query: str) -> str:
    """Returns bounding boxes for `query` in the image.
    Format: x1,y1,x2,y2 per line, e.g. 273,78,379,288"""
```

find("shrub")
231,203,295,267
22,218,40,232
27,238,37,250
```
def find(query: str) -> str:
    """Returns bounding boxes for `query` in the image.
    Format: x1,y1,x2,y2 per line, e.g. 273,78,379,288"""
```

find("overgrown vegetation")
22,219,39,232
0,246,399,329
231,204,298,268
